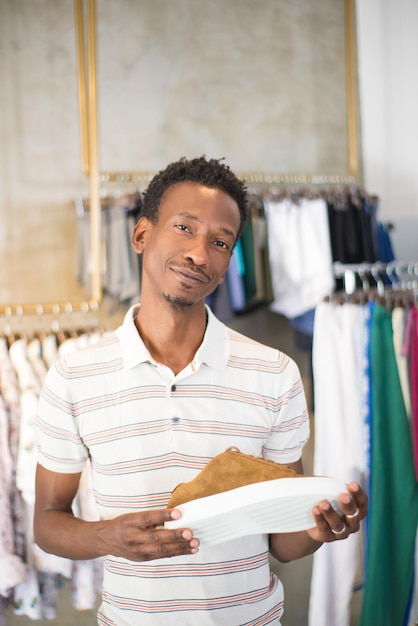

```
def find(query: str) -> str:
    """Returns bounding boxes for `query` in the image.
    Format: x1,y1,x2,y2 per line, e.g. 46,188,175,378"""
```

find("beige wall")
97,0,348,175
0,1,87,206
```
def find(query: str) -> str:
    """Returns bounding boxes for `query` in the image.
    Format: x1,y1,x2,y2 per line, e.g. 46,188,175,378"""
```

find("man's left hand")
308,481,368,542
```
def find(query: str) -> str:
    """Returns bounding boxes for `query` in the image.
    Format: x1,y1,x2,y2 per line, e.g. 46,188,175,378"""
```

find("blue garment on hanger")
376,222,395,262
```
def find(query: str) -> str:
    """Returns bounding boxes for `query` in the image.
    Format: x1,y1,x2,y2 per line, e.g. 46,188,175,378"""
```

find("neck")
134,303,208,375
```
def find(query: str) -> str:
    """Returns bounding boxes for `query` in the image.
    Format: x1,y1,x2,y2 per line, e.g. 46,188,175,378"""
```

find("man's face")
133,181,241,308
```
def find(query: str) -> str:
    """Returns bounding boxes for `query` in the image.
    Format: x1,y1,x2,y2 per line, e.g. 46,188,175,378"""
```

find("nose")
184,235,210,266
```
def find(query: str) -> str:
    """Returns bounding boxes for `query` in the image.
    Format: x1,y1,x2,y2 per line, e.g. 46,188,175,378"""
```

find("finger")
339,492,358,518
345,501,361,519
318,499,345,524
335,483,368,535
335,494,362,534
315,501,350,540
311,504,344,541
133,528,200,561
135,508,182,529
311,505,332,533
163,527,196,543
330,523,348,538
143,525,198,546
347,482,368,517
140,543,197,561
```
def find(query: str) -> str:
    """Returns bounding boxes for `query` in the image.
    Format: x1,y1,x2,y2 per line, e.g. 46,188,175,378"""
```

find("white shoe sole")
165,476,348,546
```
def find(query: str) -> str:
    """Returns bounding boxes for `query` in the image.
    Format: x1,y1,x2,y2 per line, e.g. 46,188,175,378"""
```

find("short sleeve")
35,361,89,474
263,356,310,465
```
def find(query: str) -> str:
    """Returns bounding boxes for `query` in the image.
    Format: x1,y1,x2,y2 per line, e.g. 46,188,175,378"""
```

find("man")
34,156,367,625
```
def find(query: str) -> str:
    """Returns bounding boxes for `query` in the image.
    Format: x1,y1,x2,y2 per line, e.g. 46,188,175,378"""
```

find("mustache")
169,262,212,283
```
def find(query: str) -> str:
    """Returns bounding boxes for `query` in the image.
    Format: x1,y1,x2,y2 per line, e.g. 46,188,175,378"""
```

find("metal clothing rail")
242,174,357,185
0,300,100,318
333,261,418,278
0,300,101,338
98,171,357,187
333,260,418,297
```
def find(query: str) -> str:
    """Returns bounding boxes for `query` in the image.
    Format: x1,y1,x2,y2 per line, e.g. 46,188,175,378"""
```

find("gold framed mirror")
74,0,358,303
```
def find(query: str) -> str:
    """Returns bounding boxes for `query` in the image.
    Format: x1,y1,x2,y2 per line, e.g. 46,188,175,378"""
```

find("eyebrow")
176,212,237,240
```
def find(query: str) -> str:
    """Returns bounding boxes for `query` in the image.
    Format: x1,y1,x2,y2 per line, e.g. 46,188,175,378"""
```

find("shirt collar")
116,304,229,371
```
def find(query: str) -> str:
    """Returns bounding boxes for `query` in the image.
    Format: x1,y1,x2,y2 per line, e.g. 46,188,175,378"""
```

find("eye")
214,240,229,250
176,224,191,233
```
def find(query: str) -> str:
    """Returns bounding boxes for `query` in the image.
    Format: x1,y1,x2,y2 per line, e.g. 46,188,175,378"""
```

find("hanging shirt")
264,198,334,318
309,301,369,626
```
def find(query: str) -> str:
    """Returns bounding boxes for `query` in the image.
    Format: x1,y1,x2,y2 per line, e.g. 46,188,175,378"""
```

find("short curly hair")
141,156,249,242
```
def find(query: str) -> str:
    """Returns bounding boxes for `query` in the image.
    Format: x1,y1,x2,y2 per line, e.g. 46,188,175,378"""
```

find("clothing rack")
95,171,361,219
82,180,385,315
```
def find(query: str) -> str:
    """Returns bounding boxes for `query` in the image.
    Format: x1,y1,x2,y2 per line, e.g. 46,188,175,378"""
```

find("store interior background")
1,0,418,624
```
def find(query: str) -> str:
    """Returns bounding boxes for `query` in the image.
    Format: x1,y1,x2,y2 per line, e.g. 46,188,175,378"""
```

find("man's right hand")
98,508,200,561
34,464,199,562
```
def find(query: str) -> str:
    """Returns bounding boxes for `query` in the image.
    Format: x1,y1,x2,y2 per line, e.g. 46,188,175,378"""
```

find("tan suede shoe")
167,446,298,508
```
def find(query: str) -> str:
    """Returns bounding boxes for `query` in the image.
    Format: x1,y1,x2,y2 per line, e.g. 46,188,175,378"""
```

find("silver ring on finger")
331,524,347,537
345,508,360,520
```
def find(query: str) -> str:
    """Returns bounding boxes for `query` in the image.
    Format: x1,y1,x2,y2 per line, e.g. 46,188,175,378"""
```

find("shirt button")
172,416,180,424
171,385,176,392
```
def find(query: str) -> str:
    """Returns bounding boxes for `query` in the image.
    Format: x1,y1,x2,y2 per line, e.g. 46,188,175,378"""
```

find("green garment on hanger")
239,217,257,305
360,304,418,626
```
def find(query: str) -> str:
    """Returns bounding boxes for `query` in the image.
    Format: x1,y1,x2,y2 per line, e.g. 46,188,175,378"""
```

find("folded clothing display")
165,476,348,546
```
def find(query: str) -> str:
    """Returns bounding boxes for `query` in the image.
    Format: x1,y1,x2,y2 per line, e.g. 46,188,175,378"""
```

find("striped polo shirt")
35,305,309,625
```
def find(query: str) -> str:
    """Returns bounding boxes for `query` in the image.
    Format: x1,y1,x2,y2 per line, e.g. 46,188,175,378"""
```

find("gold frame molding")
345,0,359,178
75,0,102,302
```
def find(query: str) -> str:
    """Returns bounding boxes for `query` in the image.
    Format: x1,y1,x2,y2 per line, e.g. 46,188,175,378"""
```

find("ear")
132,217,151,254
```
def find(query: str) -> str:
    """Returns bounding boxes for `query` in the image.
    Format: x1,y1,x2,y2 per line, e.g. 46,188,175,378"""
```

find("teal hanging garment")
360,304,418,626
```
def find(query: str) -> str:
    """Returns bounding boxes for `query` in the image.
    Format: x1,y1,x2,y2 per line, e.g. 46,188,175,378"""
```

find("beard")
163,292,195,308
